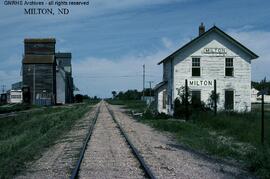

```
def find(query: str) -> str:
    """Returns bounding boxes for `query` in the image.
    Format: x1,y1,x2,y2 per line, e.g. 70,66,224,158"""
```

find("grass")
109,100,270,178
107,99,147,112
0,104,36,114
0,100,98,178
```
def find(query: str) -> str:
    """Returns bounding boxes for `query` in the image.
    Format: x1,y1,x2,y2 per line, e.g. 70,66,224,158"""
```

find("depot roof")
158,26,259,65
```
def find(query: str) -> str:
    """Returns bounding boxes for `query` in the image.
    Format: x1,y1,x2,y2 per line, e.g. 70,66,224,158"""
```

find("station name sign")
188,80,214,87
202,48,227,55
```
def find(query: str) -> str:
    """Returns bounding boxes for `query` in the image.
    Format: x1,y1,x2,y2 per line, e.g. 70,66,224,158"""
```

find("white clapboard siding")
156,27,257,114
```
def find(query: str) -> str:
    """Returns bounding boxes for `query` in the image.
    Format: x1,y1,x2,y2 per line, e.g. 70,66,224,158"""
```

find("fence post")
214,79,217,115
261,94,264,145
185,79,189,120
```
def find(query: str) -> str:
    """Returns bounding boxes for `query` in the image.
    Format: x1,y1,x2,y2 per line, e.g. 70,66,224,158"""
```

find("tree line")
252,78,270,94
111,88,154,100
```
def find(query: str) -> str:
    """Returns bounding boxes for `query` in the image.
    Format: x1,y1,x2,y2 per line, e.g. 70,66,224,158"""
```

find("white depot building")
155,24,258,114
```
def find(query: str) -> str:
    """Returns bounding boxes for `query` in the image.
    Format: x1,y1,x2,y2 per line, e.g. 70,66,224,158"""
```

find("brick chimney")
199,23,205,36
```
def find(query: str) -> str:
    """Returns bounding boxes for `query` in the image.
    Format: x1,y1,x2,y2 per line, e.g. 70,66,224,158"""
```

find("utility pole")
33,65,36,104
148,81,154,105
185,79,189,120
147,81,154,96
262,93,265,145
1,85,6,93
214,79,217,115
142,64,145,101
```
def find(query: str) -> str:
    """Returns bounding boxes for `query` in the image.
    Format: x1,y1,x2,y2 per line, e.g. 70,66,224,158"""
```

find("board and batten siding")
23,63,56,105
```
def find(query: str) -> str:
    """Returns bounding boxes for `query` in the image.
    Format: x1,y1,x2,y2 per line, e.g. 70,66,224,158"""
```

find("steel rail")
105,103,156,179
70,103,101,179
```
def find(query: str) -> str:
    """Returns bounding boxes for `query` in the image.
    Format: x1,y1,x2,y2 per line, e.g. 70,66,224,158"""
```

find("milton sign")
188,80,214,87
202,48,227,55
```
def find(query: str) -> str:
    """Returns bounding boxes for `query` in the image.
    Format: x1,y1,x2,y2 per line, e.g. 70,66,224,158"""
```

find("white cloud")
228,28,270,81
94,0,186,9
72,49,171,97
161,37,174,49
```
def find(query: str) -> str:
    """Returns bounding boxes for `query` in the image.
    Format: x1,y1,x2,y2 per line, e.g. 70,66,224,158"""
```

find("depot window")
225,58,234,77
192,58,200,77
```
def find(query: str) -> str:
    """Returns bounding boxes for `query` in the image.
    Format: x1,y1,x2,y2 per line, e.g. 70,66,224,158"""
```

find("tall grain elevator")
22,38,56,105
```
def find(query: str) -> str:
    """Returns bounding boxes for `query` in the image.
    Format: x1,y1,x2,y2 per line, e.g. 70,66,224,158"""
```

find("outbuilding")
7,90,23,104
155,24,259,115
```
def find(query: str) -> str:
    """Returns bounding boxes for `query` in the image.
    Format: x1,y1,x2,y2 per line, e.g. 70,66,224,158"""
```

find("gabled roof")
153,81,167,91
158,26,259,65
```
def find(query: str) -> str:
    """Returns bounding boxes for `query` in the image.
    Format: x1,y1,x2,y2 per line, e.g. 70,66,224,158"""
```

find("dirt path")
78,102,145,179
15,104,99,179
110,105,253,179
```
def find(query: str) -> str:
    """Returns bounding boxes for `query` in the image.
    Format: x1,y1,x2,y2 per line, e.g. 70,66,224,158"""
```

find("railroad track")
70,101,156,179
70,102,101,179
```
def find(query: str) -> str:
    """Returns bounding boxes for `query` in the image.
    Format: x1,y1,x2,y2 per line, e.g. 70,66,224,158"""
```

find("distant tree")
144,88,155,96
252,77,270,94
74,94,83,103
112,91,117,99
116,90,142,100
83,95,90,100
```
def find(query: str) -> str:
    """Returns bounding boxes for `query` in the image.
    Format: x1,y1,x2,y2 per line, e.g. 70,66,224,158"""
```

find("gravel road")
110,104,253,179
78,102,146,179
15,104,99,179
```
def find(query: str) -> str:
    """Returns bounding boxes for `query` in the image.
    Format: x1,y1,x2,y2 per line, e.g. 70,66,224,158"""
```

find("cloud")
227,28,270,81
161,37,174,49
72,49,171,97
94,0,186,9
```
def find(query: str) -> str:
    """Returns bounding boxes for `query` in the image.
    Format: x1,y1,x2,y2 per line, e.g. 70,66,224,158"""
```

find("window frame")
192,57,201,77
225,58,234,77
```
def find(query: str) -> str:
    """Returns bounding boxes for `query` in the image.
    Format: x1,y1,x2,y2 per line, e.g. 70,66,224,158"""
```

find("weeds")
112,100,270,178
0,102,95,178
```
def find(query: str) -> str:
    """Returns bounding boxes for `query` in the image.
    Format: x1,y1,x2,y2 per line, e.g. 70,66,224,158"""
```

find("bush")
173,98,186,119
156,112,170,119
142,108,154,119
247,146,270,178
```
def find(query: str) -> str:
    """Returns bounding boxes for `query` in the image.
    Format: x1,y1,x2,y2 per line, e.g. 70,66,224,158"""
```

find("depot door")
225,90,234,110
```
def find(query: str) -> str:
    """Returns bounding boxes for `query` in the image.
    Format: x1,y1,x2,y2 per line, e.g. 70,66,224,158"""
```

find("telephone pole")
147,81,154,96
148,81,154,105
142,64,145,101
1,85,6,93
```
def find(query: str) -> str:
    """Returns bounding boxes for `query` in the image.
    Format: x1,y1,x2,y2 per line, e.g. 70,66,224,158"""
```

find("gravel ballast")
15,104,99,179
110,105,253,179
78,102,145,179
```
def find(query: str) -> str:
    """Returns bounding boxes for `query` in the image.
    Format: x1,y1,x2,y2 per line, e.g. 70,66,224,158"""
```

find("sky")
0,0,270,98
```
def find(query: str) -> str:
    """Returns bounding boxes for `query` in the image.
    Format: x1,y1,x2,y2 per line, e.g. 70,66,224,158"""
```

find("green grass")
0,101,97,178
0,104,36,114
107,99,147,112
110,100,270,178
